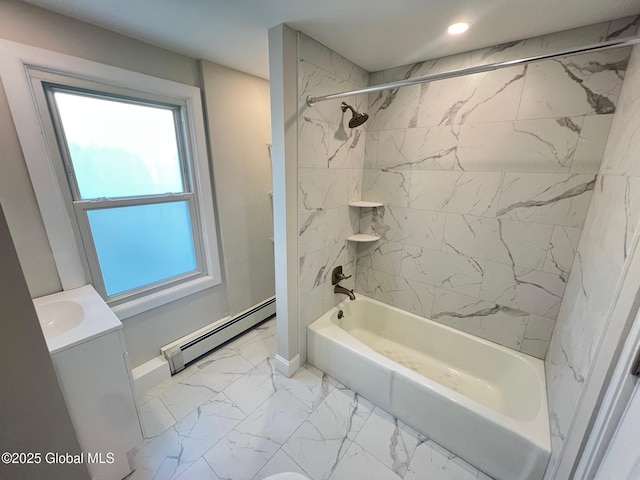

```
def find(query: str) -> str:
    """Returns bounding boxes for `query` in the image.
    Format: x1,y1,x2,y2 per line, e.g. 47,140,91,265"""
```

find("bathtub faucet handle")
332,266,352,285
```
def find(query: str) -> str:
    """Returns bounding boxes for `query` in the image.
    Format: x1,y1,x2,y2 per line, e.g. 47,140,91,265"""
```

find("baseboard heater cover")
161,296,276,374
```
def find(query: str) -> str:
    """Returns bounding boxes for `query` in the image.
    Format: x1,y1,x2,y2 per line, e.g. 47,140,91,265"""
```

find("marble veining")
543,226,582,281
356,266,435,319
470,21,610,67
554,59,619,112
418,66,526,127
543,39,640,477
401,245,486,297
443,215,553,270
457,117,583,173
581,174,640,268
545,206,627,475
431,289,529,350
409,171,502,217
368,84,421,131
283,386,373,480
364,206,445,250
600,99,640,176
431,301,527,321
298,33,368,88
479,262,566,320
299,210,326,256
497,174,594,217
354,409,426,477
368,63,423,130
606,15,640,40
517,48,629,119
571,115,614,173
363,169,411,208
497,173,595,227
371,126,461,171
357,241,404,278
521,315,555,358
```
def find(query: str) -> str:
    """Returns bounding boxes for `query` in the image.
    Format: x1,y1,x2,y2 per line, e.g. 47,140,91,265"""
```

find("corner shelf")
347,233,380,243
346,200,383,243
348,201,383,208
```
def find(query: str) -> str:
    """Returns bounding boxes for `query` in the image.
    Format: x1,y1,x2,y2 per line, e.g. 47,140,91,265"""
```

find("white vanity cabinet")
34,286,143,480
51,330,142,480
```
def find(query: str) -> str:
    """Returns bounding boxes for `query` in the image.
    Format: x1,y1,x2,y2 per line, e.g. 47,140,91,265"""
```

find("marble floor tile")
283,386,374,480
354,407,426,477
404,440,480,480
282,363,338,410
139,396,176,439
159,382,218,422
204,429,280,480
328,442,402,480
138,363,200,405
235,389,312,444
235,330,277,366
224,357,288,415
130,393,245,480
193,346,246,368
182,352,255,394
204,389,310,480
175,458,220,480
253,449,310,480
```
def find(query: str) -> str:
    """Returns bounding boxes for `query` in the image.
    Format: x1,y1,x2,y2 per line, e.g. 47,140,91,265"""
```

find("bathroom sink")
34,285,122,354
36,301,84,337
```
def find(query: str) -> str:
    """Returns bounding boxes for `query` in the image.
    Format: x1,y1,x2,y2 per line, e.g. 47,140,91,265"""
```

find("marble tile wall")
296,33,369,359
356,17,638,360
292,17,639,480
544,34,640,477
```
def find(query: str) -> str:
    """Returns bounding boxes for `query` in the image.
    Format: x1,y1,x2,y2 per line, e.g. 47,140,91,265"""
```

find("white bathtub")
307,295,550,480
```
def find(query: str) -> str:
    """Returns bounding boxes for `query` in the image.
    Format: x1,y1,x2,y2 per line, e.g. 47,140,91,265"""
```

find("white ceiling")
21,0,640,79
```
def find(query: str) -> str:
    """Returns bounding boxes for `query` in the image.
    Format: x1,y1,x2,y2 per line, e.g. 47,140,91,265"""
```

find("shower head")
341,102,369,128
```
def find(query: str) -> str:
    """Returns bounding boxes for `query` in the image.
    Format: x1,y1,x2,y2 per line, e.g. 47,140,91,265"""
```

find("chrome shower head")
341,102,369,128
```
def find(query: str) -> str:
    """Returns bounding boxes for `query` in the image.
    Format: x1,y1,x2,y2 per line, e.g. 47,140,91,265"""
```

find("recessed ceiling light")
448,22,470,35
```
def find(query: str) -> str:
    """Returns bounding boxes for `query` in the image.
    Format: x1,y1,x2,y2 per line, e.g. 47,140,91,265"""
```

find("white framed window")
0,40,222,319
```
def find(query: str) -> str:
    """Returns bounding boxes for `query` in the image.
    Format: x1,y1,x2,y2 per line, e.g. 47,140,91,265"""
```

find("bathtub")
307,295,550,480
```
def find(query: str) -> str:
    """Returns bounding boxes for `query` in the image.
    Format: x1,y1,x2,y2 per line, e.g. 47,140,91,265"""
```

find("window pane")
54,91,184,199
87,201,197,296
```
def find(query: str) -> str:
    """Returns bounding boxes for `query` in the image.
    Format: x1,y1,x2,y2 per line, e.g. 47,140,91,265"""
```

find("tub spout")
334,284,356,300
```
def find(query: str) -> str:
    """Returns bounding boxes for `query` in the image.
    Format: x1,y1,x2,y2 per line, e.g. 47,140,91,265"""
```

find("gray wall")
200,60,275,316
0,204,90,480
0,0,273,367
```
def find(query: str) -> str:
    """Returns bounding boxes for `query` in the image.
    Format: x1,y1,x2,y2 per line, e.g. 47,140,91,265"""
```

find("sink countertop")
34,285,122,354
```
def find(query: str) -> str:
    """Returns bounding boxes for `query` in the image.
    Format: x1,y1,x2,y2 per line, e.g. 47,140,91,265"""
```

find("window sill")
111,276,219,320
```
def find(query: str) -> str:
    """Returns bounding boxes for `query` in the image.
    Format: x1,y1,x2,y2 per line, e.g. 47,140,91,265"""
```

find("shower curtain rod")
306,35,640,106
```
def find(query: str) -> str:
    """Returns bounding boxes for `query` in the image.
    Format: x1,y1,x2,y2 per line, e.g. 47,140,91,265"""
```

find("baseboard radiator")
161,296,276,374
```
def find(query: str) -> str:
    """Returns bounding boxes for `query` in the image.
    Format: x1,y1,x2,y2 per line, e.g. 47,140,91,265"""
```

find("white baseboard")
132,356,171,397
275,353,301,377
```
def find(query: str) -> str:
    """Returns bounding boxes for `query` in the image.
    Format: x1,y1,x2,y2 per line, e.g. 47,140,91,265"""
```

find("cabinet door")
52,331,142,480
